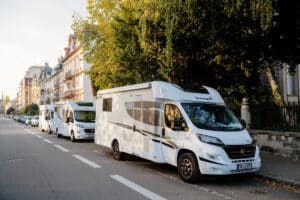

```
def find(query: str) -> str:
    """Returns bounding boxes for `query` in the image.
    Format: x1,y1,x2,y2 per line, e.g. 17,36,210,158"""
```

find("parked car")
25,116,32,125
31,116,39,127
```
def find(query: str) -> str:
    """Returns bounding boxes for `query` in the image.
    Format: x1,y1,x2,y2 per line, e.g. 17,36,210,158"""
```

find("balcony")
64,71,74,82
64,90,76,99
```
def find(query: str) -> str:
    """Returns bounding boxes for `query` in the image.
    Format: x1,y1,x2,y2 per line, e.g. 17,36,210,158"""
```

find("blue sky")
0,0,87,99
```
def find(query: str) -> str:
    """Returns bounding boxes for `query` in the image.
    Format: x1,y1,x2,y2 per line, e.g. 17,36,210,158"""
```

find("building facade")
61,34,94,102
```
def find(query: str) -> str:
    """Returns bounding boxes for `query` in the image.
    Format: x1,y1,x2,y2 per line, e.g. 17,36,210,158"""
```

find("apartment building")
18,65,47,108
61,34,94,102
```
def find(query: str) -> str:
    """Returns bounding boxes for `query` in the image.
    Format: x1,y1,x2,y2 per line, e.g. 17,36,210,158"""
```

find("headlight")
75,123,85,128
196,134,224,146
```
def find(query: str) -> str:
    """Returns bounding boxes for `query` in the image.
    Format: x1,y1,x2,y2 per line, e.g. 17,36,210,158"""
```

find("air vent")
76,102,94,107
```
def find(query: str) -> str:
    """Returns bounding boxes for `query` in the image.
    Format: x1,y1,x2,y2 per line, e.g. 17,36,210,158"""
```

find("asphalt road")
0,117,299,200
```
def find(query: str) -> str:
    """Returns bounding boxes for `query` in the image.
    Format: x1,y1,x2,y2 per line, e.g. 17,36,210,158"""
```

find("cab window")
165,104,188,131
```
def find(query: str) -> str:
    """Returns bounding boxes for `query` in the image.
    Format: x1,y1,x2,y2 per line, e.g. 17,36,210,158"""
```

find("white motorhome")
95,81,261,182
54,101,96,142
39,104,53,133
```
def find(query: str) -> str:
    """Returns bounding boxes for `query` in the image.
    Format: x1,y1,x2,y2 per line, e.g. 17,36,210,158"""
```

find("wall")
250,130,300,160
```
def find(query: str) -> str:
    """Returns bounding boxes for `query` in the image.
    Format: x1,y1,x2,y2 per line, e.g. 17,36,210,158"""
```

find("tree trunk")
265,66,284,106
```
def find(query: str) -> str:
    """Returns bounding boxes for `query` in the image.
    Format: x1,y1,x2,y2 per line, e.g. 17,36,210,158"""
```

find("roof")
97,81,225,104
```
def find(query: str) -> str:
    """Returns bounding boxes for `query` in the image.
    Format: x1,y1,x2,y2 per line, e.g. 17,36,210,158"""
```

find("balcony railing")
64,90,76,99
64,71,75,82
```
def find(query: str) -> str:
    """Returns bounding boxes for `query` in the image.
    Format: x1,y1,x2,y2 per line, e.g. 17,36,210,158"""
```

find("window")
181,103,243,131
103,98,112,112
164,104,188,131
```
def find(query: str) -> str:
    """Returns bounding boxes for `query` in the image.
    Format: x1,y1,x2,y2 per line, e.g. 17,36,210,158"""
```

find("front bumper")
197,145,261,175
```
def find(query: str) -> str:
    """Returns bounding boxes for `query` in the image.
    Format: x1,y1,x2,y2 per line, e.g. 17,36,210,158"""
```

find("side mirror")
239,118,246,128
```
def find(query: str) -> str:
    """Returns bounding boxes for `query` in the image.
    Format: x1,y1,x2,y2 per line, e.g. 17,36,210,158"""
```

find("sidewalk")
256,152,300,187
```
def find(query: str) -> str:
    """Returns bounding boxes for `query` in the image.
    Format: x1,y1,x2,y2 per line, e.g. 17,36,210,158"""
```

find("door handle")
133,125,136,132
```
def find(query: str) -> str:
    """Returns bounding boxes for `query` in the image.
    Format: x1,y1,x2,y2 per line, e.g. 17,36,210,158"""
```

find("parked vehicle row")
14,115,39,127
14,81,261,183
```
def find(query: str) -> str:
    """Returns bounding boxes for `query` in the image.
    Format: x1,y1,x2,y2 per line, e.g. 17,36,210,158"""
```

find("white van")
54,101,96,142
39,105,53,133
95,81,261,182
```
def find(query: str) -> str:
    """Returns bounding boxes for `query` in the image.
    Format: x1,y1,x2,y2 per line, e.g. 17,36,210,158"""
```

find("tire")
70,131,76,142
47,126,52,135
178,153,200,183
56,129,61,138
112,140,123,160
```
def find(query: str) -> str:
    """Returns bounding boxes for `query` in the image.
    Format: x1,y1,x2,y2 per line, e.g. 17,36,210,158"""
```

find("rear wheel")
178,153,200,183
112,140,123,160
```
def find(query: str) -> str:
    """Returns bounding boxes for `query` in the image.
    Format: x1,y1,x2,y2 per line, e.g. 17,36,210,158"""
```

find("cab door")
162,103,188,166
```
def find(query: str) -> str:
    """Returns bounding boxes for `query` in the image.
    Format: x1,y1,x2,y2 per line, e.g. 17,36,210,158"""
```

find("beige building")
17,65,47,109
61,34,94,102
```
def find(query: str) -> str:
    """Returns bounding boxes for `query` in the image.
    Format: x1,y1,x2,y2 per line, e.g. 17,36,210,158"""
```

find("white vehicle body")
39,105,53,132
31,116,39,127
54,101,96,141
95,81,261,181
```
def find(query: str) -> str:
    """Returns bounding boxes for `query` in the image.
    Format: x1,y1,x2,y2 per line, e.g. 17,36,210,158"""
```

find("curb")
254,173,300,190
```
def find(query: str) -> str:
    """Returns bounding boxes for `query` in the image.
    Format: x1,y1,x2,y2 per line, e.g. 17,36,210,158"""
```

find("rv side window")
165,104,188,131
103,98,112,112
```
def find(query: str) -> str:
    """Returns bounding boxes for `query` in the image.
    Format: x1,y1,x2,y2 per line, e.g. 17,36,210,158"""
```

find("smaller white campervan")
95,81,261,182
39,104,53,133
54,101,96,142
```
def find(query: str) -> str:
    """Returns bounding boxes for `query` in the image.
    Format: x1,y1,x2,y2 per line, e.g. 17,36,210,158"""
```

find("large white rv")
54,101,96,142
95,81,261,182
39,104,53,133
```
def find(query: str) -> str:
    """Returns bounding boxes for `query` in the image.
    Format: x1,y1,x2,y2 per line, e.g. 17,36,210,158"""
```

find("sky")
0,0,87,99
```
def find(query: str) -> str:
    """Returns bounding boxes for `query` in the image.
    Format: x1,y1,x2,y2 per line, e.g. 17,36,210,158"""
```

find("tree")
25,104,39,116
73,0,273,103
3,96,10,106
6,107,15,115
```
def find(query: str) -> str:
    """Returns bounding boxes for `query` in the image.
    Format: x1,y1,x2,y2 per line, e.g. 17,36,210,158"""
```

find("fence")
250,103,300,132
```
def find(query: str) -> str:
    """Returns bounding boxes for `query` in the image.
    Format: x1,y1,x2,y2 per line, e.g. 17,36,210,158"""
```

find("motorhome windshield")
181,103,243,131
74,111,95,123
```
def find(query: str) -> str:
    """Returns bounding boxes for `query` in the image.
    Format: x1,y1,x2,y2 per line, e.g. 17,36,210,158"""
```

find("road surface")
0,117,299,200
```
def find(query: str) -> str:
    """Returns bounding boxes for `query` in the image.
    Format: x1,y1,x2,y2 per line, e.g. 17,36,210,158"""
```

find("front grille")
85,129,95,133
224,145,256,159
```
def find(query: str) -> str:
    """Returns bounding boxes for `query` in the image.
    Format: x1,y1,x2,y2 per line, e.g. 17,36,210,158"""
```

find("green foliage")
3,96,10,106
73,0,273,100
6,107,15,115
19,106,26,115
25,104,39,116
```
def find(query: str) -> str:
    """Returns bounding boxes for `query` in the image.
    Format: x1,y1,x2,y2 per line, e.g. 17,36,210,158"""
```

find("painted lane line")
54,145,70,152
24,129,35,135
36,135,43,139
110,175,167,200
43,139,53,144
72,155,101,168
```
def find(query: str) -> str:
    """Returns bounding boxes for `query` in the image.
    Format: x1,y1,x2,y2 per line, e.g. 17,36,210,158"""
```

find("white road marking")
110,175,167,200
72,155,101,168
24,129,35,135
36,135,43,139
54,145,70,152
43,139,53,144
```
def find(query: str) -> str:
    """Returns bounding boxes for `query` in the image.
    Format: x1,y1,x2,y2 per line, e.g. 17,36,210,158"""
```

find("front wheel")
178,153,200,183
70,131,76,142
112,140,123,160
47,126,52,135
56,129,61,138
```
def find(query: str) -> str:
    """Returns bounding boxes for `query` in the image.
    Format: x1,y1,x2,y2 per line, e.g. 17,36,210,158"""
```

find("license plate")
237,163,252,170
